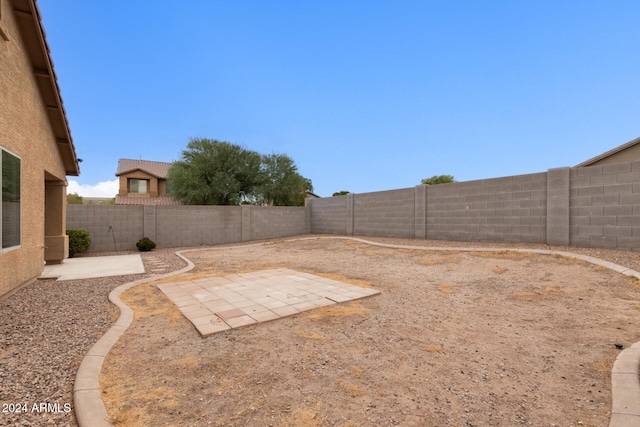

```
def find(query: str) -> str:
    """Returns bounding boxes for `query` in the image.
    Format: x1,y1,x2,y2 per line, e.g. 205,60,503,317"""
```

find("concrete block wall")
67,204,144,252
68,160,640,252
307,162,640,250
353,188,416,238
155,206,242,248
427,172,548,243
309,195,349,234
250,206,308,240
569,161,640,250
67,205,309,252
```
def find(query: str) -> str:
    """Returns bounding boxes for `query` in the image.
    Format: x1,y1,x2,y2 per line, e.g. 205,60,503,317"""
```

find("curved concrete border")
73,237,640,427
73,252,195,427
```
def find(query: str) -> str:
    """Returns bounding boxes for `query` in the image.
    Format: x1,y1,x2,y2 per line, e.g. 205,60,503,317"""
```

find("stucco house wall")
0,0,79,297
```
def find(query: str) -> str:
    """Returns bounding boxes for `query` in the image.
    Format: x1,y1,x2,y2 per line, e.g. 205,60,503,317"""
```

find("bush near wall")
66,229,91,257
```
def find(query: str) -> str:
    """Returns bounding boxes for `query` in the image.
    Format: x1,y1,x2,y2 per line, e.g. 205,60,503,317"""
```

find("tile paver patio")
157,268,380,337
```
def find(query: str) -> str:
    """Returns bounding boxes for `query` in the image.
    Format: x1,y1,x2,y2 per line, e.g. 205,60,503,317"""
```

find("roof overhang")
11,0,80,176
575,136,640,168
115,168,164,179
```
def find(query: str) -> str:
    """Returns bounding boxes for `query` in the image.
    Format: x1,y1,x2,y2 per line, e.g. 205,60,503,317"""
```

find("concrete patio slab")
157,268,380,337
41,255,145,281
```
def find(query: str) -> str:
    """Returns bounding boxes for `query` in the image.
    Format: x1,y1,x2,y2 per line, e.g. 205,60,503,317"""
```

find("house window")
1,148,21,249
129,179,148,194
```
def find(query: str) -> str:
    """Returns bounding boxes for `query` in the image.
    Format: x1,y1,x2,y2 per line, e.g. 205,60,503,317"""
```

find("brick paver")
157,268,380,337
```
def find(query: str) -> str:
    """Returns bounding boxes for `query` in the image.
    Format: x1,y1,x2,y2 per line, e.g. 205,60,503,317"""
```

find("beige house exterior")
0,0,80,297
576,136,640,167
115,159,180,205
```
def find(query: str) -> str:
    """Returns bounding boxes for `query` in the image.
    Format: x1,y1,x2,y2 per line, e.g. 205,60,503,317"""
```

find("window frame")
129,178,149,194
1,147,21,251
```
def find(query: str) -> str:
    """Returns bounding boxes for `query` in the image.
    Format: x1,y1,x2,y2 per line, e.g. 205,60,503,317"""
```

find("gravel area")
0,248,187,427
1,235,640,426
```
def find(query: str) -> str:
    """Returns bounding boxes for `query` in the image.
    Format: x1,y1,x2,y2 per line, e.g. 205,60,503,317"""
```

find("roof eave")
575,136,640,168
115,168,164,179
11,0,80,176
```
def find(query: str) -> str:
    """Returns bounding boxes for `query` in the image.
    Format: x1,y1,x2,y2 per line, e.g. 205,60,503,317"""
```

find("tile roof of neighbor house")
575,136,640,167
12,0,80,176
115,195,182,206
116,159,173,178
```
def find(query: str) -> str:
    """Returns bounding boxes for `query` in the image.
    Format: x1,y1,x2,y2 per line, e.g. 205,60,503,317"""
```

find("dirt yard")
100,237,640,427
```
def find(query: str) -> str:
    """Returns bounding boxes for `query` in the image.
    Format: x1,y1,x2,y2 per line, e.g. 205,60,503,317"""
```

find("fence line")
68,161,640,252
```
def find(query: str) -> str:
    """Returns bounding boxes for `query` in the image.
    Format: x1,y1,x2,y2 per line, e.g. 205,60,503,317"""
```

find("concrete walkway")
41,255,144,280
70,237,640,427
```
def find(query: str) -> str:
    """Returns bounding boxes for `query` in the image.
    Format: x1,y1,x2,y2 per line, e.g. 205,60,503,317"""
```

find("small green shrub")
136,237,156,252
67,229,91,257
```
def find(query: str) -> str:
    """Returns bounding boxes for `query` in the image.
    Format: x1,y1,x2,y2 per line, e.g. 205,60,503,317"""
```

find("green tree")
421,175,455,185
332,190,350,196
67,192,83,204
167,138,262,205
257,153,312,206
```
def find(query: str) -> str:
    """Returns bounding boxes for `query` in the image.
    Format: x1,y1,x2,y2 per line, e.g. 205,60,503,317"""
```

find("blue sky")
39,1,640,198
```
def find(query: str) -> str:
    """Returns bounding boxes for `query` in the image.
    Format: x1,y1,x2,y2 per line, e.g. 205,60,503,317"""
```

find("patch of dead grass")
151,262,287,284
338,381,364,397
279,402,324,427
470,250,532,260
177,355,198,369
510,291,538,301
120,283,183,322
627,276,640,289
425,343,448,353
303,302,371,321
294,330,329,341
398,248,416,253
105,381,179,426
304,271,374,288
592,355,617,374
150,271,220,284
543,285,564,297
437,283,456,294
350,366,363,378
418,256,460,266
510,285,564,301
551,254,581,264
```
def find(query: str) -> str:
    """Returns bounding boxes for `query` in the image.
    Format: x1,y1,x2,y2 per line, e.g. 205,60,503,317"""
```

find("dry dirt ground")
100,237,640,427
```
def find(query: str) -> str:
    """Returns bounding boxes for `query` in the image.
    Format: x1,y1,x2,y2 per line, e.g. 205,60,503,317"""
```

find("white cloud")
67,179,119,198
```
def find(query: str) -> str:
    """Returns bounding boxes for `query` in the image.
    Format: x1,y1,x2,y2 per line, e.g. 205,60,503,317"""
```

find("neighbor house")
575,136,640,167
0,0,80,296
115,158,180,205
